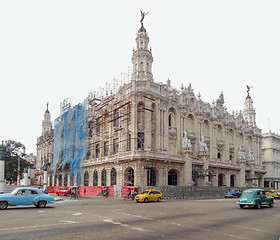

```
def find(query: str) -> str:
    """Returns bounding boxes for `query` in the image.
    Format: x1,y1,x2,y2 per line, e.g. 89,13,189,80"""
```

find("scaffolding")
52,99,89,186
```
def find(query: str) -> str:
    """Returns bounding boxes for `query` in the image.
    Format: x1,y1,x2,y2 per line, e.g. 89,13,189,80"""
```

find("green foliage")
3,140,34,182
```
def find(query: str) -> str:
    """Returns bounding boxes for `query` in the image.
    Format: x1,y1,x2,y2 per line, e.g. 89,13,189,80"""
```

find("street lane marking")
103,219,148,232
60,220,76,224
224,224,279,235
115,212,246,239
73,213,83,216
0,217,113,232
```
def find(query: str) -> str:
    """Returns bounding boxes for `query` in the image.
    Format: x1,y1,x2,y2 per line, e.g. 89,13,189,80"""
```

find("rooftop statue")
140,10,148,26
246,85,252,97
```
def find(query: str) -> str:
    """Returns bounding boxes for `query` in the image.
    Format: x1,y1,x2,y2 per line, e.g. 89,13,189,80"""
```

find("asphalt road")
0,196,280,240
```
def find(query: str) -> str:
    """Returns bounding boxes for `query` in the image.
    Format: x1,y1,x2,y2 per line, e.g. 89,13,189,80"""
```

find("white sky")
1,1,280,154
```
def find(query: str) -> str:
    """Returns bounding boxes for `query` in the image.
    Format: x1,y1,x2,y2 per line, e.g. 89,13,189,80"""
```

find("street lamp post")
43,159,49,191
17,155,20,185
0,141,11,194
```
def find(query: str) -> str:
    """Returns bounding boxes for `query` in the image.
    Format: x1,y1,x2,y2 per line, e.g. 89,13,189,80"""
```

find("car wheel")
0,201,8,210
239,205,244,209
255,202,261,209
269,201,274,207
157,197,161,202
144,198,148,203
38,201,47,208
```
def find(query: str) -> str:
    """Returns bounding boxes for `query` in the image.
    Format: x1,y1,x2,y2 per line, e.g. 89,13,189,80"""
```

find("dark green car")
236,189,274,209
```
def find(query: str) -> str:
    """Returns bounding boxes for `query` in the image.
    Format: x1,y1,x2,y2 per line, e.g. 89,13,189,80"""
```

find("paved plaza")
0,196,280,240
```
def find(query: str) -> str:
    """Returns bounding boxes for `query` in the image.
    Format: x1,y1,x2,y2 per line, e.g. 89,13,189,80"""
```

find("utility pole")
17,155,20,186
0,143,5,193
0,141,11,193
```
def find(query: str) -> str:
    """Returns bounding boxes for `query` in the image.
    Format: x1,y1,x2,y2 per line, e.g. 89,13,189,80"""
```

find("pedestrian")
84,188,86,196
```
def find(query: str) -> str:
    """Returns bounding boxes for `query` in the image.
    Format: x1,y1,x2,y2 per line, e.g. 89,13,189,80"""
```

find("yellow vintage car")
266,189,280,199
135,190,162,203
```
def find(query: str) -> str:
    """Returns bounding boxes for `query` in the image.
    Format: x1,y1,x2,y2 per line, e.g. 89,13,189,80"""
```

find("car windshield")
243,190,253,194
11,188,19,194
240,190,253,197
141,191,150,195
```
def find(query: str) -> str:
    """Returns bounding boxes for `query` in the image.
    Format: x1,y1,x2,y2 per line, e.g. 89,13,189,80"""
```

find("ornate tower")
131,11,154,82
41,103,52,133
243,86,256,126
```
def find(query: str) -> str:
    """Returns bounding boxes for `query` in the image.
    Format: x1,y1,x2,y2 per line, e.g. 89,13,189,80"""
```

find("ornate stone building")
37,17,266,188
262,131,280,189
35,104,54,185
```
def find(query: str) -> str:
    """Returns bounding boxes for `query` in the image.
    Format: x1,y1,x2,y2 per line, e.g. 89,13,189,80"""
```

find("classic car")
236,189,274,209
266,189,280,199
224,188,241,198
0,187,55,210
55,187,70,196
135,190,162,203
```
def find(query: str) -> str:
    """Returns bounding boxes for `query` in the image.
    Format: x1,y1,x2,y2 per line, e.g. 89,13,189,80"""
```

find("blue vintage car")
224,188,241,198
236,189,274,209
0,187,55,210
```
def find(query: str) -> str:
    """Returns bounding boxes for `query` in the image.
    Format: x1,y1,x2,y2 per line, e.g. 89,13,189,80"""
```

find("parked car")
236,189,274,209
266,189,280,199
135,190,162,203
224,188,241,198
0,187,55,210
56,187,70,196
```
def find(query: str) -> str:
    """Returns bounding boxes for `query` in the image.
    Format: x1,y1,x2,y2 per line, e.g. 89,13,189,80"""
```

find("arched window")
229,129,234,144
218,173,225,186
124,167,134,186
192,170,199,186
58,174,62,186
70,174,74,186
54,174,57,186
101,168,107,186
110,168,117,186
84,171,89,186
239,133,244,147
49,173,53,186
168,169,178,186
147,167,157,186
93,170,98,186
187,114,194,132
104,140,109,156
230,174,236,187
248,136,253,148
168,108,176,127
217,124,223,140
203,120,210,137
113,110,119,127
64,174,68,186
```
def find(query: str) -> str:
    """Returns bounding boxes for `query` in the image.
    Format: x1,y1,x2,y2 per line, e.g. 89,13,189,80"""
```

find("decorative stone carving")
199,135,208,152
248,148,255,161
182,129,192,148
238,146,245,160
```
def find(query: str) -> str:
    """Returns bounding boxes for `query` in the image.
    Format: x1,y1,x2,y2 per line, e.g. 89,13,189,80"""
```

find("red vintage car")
55,187,70,196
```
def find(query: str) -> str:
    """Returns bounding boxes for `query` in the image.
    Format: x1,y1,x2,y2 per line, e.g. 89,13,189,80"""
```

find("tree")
3,140,34,183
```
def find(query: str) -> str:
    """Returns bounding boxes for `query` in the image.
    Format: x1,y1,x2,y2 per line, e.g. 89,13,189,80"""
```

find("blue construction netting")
52,100,88,186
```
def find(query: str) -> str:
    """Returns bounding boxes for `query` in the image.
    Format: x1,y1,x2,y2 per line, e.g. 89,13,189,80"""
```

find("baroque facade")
262,131,280,189
35,105,54,185
36,19,265,188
